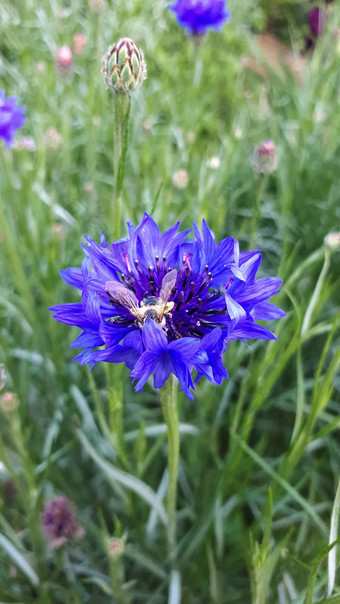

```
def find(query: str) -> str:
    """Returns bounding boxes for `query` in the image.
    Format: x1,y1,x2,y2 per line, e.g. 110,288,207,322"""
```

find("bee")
104,269,177,328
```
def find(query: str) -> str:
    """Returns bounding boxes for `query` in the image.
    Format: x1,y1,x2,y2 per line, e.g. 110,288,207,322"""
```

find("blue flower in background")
50,214,285,399
0,90,25,147
169,0,230,35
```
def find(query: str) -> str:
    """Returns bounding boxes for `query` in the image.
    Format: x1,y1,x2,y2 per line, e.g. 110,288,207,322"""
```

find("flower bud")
45,127,62,150
324,232,340,251
172,169,189,189
56,45,73,71
207,156,221,170
0,392,19,413
252,140,278,174
73,33,87,55
90,0,107,14
107,537,125,558
101,38,147,95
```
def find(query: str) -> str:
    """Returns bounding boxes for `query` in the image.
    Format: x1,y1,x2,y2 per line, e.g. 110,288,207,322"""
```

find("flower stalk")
160,374,180,562
113,93,131,239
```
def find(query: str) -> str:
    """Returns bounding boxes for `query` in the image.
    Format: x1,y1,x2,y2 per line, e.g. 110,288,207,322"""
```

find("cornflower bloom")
169,0,230,35
50,214,285,399
0,90,25,147
41,496,83,549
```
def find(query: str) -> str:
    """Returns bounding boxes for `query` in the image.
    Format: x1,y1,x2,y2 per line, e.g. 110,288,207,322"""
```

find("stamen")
155,255,160,271
163,256,167,271
124,252,131,272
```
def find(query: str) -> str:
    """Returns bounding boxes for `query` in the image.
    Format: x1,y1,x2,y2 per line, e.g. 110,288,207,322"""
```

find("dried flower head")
107,537,125,558
50,214,285,400
41,496,83,549
172,169,189,189
0,90,25,148
101,38,147,95
324,232,340,251
252,140,278,174
0,392,19,413
44,127,62,150
169,0,231,35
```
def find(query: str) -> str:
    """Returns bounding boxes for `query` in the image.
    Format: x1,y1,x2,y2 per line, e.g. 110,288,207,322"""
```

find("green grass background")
0,0,340,602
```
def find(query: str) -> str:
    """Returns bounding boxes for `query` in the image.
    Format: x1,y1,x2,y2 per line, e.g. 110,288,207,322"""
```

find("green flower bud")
101,38,147,95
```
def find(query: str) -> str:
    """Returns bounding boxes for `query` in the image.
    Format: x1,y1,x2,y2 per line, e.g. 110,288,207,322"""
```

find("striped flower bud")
101,38,147,95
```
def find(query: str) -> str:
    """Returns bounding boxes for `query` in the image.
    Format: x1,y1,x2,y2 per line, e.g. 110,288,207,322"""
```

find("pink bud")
57,46,73,69
73,33,87,55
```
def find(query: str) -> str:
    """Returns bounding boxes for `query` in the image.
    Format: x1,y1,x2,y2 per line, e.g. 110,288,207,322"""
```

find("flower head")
0,392,18,413
252,140,278,174
101,38,147,95
73,33,87,55
0,90,25,147
41,496,83,549
50,214,285,399
308,8,324,37
169,0,230,35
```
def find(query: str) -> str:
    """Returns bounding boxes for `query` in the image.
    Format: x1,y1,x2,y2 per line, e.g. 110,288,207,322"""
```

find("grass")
0,0,340,602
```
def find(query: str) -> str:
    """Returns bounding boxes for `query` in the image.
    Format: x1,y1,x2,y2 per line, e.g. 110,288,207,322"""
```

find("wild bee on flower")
105,269,177,329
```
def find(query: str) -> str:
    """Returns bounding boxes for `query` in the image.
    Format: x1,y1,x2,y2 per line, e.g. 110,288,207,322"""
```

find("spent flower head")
50,214,285,400
101,38,147,95
169,0,231,35
252,140,278,174
0,90,25,147
41,496,83,549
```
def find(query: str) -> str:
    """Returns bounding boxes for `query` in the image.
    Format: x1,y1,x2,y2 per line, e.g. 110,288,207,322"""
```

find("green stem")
301,248,330,337
113,94,131,239
249,175,268,249
160,375,179,563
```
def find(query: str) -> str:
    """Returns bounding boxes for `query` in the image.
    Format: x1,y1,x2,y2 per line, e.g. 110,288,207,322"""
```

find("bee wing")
104,281,139,311
159,269,177,303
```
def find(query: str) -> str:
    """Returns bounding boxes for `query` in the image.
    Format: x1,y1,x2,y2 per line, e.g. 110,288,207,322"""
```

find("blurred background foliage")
0,0,340,602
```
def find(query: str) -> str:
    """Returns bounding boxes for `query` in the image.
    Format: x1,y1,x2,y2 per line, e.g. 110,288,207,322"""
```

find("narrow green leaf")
328,478,340,596
0,534,39,586
168,570,181,604
77,430,166,524
231,431,327,535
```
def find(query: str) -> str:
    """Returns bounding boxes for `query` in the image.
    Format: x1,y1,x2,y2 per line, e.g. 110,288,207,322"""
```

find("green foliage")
0,0,340,602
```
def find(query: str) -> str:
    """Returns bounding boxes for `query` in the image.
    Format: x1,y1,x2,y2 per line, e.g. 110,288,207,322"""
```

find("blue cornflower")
0,90,25,147
50,214,285,399
169,0,230,35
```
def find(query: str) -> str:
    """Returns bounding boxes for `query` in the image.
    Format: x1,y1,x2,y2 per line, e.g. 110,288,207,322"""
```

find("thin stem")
249,175,268,249
301,248,330,337
113,94,131,239
160,375,179,564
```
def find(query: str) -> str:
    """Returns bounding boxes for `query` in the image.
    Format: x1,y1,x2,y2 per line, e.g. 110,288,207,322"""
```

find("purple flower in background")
42,496,83,549
308,7,324,36
169,0,230,35
50,214,285,399
0,90,25,147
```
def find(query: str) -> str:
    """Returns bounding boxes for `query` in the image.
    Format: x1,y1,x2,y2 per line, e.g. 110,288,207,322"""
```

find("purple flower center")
105,252,228,341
